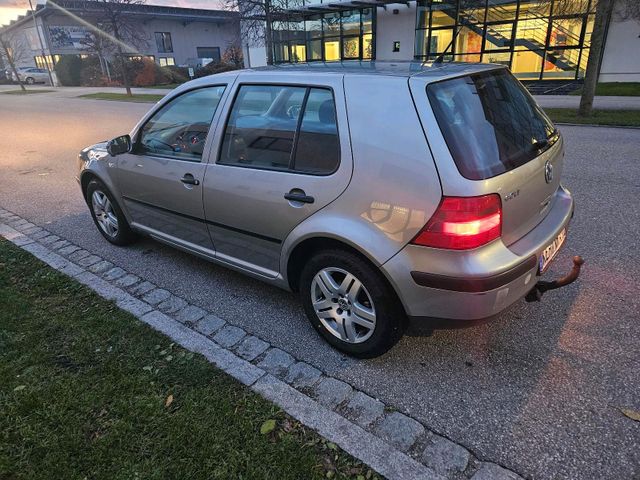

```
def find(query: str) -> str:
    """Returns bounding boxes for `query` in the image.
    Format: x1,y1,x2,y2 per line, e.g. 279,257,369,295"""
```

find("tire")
25,77,35,85
299,249,407,358
86,179,137,246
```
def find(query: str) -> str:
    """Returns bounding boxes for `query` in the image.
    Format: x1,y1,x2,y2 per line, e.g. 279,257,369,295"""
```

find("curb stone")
0,210,525,480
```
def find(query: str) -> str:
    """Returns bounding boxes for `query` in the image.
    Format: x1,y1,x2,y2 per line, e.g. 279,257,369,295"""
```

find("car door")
202,75,351,277
117,85,228,254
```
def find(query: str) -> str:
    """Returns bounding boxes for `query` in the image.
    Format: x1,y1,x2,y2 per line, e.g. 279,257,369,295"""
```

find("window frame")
216,83,341,177
133,85,227,164
155,32,173,53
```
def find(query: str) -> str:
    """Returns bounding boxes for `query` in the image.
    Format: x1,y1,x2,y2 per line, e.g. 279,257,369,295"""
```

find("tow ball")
525,255,584,302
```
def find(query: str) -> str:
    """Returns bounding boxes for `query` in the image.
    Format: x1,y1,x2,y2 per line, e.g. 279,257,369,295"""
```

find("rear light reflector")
411,194,502,250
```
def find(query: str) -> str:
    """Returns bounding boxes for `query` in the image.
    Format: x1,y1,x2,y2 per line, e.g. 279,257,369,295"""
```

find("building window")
34,54,60,69
414,0,595,81
158,57,175,67
197,47,221,63
271,8,375,63
155,32,173,53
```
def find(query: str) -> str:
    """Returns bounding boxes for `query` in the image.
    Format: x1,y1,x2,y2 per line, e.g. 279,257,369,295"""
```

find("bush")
162,65,189,84
54,55,83,86
79,56,107,86
194,61,238,79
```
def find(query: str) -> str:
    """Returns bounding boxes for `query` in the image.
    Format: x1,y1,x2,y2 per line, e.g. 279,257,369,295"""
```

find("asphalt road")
1,92,638,480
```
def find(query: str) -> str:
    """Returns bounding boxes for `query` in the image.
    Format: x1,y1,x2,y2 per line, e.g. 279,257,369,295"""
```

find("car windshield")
427,68,557,181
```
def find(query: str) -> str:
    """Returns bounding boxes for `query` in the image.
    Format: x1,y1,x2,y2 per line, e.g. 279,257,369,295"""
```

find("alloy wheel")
91,190,119,238
310,267,376,344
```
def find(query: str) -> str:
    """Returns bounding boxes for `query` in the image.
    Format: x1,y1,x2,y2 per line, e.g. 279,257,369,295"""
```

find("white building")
0,0,240,71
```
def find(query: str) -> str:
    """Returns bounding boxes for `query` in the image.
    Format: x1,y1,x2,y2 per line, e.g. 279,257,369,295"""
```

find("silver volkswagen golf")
77,62,581,358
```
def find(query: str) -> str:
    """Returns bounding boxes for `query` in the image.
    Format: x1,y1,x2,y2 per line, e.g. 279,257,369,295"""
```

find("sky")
0,0,224,26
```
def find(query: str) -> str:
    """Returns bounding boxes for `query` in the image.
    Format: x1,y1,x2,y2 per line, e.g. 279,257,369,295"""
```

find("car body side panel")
280,74,442,279
202,73,352,276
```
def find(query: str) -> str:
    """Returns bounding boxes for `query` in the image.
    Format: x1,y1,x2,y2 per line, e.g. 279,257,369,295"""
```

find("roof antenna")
434,27,461,64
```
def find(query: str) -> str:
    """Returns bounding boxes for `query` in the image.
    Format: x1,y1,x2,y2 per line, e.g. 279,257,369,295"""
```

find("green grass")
78,92,165,103
545,108,640,127
0,239,378,480
2,89,54,95
569,82,640,96
144,83,182,90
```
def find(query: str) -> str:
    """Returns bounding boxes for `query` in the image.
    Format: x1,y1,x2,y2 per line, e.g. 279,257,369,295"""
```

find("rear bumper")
382,185,574,321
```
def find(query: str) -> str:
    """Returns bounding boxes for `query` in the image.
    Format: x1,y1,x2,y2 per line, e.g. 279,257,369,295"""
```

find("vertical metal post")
28,0,55,86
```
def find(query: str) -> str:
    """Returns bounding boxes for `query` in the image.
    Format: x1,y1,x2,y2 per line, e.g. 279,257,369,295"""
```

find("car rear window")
427,68,557,181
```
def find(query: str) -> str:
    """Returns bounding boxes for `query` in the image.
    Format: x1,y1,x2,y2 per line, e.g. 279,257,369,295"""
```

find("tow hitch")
525,256,584,302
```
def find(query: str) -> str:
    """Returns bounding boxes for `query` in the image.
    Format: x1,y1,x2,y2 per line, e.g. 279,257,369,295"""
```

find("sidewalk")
534,94,640,110
3,84,640,110
0,84,172,97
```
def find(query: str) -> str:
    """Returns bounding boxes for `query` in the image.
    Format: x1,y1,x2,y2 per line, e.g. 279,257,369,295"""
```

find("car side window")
293,88,340,174
219,85,306,170
219,85,340,175
136,86,225,162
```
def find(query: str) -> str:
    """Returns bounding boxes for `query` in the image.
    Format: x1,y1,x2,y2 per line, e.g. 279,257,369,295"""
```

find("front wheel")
86,179,137,246
299,249,407,358
25,77,35,85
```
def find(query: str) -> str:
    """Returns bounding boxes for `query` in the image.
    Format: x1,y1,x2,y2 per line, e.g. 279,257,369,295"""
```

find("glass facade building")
270,0,597,81
272,8,374,63
415,0,596,80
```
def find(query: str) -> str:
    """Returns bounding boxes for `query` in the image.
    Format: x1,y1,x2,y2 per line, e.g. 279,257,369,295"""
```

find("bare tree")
81,29,113,81
0,30,28,91
224,0,290,65
85,0,150,95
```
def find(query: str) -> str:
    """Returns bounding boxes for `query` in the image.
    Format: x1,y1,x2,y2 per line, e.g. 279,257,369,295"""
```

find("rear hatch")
414,67,562,246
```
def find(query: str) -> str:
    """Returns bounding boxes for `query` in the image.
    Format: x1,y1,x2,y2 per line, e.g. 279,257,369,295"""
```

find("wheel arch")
285,236,408,317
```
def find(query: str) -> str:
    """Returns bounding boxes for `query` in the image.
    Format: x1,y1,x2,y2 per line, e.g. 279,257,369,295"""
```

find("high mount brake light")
411,195,502,250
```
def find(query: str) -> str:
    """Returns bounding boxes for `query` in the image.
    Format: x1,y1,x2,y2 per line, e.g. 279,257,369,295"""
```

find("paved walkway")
3,84,640,110
533,94,640,110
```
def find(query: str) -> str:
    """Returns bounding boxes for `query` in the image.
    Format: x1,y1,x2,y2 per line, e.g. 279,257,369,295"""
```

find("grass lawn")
569,82,640,96
145,83,182,90
545,108,640,127
2,89,54,95
78,92,165,103
0,239,378,480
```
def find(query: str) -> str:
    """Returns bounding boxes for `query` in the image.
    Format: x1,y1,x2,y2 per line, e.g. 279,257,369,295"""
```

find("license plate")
539,228,567,273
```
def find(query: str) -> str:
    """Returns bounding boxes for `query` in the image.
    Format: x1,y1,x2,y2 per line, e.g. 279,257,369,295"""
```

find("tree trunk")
112,22,132,96
0,40,26,92
264,1,274,65
578,0,614,117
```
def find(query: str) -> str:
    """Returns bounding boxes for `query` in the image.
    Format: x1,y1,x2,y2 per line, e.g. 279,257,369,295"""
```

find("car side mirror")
106,134,132,157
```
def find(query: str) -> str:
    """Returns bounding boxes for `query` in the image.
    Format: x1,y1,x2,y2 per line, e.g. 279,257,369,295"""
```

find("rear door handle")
180,173,200,186
284,191,314,204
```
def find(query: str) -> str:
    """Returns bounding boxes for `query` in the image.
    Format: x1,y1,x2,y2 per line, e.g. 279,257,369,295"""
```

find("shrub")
194,61,238,79
54,55,83,86
162,65,189,84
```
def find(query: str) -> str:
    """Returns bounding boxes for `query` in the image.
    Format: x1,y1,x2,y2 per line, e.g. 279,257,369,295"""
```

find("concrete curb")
0,208,525,480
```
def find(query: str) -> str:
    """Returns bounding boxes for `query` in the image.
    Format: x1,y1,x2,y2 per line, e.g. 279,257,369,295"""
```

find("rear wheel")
299,249,406,358
25,77,35,85
86,179,136,246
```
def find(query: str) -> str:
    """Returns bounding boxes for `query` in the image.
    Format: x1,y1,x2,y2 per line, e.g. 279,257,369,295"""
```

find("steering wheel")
286,104,302,119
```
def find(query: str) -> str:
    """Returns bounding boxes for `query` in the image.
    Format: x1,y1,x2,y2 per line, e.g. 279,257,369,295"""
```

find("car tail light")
411,194,502,250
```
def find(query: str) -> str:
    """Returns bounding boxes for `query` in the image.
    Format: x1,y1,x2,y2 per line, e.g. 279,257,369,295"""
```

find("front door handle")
284,190,314,204
180,173,200,186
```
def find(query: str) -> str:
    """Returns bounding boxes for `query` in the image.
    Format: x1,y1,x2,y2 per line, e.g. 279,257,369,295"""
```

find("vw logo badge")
544,160,554,184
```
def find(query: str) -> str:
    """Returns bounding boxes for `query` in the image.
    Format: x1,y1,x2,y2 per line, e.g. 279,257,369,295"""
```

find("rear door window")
219,85,340,175
427,69,557,180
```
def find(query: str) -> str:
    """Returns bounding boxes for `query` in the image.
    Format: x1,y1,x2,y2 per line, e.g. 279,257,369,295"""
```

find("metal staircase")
443,3,582,73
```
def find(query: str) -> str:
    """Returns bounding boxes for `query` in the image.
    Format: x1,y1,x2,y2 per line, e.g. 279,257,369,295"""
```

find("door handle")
284,191,314,204
180,174,200,186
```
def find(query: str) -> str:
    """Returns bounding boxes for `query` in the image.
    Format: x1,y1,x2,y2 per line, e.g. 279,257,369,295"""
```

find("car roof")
251,60,501,79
